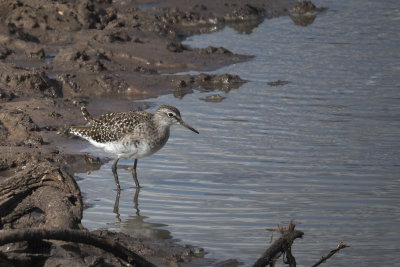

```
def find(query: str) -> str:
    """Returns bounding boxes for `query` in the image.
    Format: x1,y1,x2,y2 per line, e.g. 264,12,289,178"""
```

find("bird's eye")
167,112,174,117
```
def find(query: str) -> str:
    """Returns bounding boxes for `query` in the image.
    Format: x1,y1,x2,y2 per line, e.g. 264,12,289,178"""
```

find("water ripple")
78,0,400,265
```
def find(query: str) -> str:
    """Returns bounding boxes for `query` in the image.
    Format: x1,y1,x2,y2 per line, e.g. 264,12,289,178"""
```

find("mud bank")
0,0,319,265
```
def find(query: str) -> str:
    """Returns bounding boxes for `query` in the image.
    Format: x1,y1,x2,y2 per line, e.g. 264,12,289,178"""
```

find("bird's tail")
81,106,97,125
69,125,92,139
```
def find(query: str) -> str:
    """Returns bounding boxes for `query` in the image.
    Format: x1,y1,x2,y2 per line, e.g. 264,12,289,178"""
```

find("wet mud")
0,0,316,265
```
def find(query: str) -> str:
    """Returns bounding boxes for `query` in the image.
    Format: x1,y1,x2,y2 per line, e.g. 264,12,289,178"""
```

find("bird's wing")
70,125,121,143
70,111,154,143
98,112,155,138
96,112,152,128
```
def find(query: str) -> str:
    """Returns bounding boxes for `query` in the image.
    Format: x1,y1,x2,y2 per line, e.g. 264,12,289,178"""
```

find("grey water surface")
75,0,400,266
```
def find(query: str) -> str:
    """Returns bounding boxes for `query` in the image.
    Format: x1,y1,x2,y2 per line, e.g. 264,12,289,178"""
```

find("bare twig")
253,221,304,267
284,247,296,267
311,241,349,267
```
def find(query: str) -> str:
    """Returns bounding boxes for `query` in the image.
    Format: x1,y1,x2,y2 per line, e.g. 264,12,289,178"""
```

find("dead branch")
0,228,156,267
253,221,304,267
311,241,349,267
0,161,82,227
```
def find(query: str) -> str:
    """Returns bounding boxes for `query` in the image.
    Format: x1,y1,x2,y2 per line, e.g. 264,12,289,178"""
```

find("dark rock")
290,1,317,15
194,73,245,93
228,19,263,34
226,4,265,21
96,74,129,94
167,42,189,52
172,73,245,97
200,94,226,102
158,7,202,25
86,60,106,72
198,46,233,55
289,1,320,27
217,73,244,84
198,73,212,82
77,1,117,30
173,79,187,88
173,87,194,99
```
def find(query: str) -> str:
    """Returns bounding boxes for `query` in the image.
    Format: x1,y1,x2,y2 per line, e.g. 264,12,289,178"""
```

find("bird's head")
156,105,199,134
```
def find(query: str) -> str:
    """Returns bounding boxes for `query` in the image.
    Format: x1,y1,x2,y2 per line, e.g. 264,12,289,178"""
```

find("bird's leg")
112,157,121,191
113,190,121,222
132,159,140,188
133,187,140,215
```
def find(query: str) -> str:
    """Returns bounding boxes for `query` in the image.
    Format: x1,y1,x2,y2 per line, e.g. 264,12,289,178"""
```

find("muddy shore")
0,0,318,266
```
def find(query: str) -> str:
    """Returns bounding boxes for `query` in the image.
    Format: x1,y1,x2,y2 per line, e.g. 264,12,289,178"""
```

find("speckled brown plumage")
69,105,199,190
71,110,155,143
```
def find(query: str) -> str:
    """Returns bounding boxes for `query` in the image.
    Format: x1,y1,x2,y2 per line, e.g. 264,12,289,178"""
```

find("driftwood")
253,221,348,267
253,221,304,267
311,241,349,267
0,228,155,267
0,160,82,229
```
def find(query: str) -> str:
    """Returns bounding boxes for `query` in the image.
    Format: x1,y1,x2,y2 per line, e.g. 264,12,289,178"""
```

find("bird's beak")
178,118,199,134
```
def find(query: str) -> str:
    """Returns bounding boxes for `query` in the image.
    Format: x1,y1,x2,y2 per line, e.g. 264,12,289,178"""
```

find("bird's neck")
152,115,171,139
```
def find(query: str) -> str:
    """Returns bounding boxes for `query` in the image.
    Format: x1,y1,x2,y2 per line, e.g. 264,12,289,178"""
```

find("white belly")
88,139,154,159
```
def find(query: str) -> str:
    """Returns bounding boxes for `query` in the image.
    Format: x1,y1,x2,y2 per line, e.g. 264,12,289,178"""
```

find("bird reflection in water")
114,188,141,222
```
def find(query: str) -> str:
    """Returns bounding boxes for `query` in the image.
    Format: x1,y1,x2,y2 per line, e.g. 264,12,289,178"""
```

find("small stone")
200,94,226,103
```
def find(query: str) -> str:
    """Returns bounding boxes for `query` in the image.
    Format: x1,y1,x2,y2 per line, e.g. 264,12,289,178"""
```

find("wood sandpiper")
70,105,199,190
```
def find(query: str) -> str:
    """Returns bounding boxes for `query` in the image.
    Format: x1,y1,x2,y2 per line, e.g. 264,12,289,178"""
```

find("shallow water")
75,0,400,266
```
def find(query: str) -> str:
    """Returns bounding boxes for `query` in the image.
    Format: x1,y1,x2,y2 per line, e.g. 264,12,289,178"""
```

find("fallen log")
0,160,82,229
0,228,156,267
